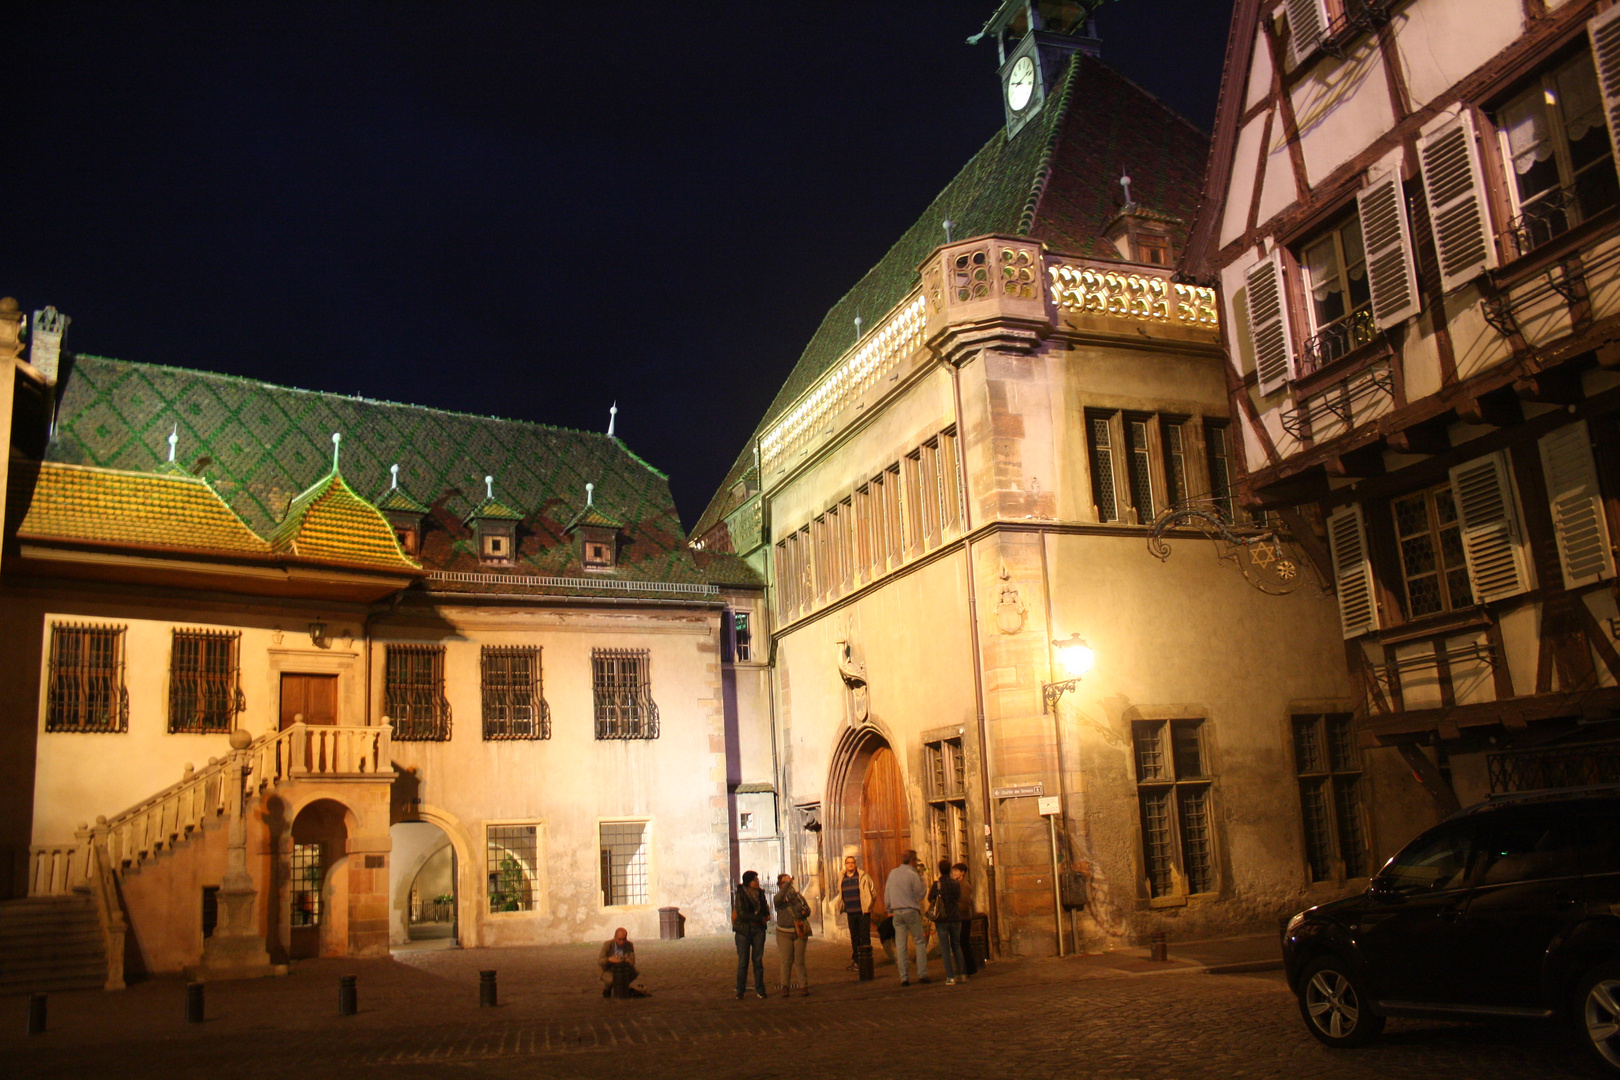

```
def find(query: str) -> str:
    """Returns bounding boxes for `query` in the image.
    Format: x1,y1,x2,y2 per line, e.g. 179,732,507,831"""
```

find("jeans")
936,919,965,979
892,908,927,982
846,911,870,962
735,926,767,994
776,929,807,989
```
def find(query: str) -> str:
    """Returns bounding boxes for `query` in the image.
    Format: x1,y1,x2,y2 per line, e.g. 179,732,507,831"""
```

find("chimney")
29,306,69,383
0,299,22,365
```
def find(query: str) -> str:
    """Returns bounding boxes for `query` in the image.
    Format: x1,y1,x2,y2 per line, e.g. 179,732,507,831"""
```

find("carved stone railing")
249,722,393,785
85,833,126,990
102,756,232,873
27,842,86,896
1047,260,1219,328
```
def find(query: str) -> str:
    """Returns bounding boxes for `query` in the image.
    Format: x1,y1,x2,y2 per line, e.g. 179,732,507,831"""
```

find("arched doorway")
389,821,458,950
829,727,911,922
287,799,350,960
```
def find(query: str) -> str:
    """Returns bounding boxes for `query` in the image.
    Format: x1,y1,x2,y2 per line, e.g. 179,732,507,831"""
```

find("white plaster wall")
1244,23,1273,112
1221,114,1269,248
1395,1,1526,112
1292,39,1394,186
1255,110,1298,232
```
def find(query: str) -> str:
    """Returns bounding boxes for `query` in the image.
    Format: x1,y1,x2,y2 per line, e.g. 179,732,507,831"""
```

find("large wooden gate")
859,745,910,918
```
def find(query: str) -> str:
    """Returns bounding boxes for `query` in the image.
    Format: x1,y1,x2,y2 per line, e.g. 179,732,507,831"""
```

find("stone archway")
389,821,457,947
827,725,911,920
287,798,351,959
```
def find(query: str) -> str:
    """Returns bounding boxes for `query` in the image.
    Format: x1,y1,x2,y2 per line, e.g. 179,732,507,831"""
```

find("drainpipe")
950,360,1002,954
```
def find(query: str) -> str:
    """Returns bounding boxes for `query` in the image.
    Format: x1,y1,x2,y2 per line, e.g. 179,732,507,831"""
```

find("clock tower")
972,1,1102,138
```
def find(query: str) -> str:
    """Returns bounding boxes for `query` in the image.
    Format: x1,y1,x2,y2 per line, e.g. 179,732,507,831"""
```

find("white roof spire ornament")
484,475,494,501
331,432,341,471
943,218,954,243
854,312,863,338
167,423,178,463
1120,172,1133,208
390,463,399,489
586,482,594,507
608,402,617,438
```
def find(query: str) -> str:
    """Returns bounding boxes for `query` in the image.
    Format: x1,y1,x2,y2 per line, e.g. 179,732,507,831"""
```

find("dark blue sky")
9,1,1232,531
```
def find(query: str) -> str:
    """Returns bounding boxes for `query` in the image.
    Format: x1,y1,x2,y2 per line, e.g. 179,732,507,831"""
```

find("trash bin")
658,906,683,941
966,914,990,967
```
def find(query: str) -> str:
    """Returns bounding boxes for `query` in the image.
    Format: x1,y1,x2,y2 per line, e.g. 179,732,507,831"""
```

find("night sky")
9,1,1233,532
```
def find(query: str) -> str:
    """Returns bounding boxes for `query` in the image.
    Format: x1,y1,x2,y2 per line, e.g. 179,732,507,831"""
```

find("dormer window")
479,524,515,565
394,523,419,555
583,537,613,568
566,483,624,573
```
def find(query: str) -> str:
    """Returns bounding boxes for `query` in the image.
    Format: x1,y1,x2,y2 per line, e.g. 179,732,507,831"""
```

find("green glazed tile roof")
462,493,525,524
691,52,1209,541
48,355,726,589
374,483,429,515
269,470,421,572
565,505,624,532
17,461,270,556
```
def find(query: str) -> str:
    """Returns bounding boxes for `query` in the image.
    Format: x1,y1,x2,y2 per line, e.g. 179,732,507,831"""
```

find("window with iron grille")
1205,422,1235,522
1391,483,1473,618
725,610,753,664
592,649,659,739
1126,417,1156,521
1132,719,1216,898
599,820,649,906
486,823,540,913
924,736,970,866
1089,414,1118,522
384,645,451,741
1292,713,1368,882
47,624,128,733
290,843,322,926
482,646,549,740
1162,421,1188,508
168,628,243,734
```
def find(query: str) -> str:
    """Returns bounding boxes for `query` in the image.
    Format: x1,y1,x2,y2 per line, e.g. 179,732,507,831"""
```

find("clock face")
1007,55,1036,112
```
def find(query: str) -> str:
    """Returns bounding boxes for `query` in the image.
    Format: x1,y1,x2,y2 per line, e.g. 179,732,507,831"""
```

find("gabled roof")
268,470,420,572
47,355,742,588
462,492,525,524
374,483,429,516
565,505,624,532
15,461,269,556
691,51,1209,541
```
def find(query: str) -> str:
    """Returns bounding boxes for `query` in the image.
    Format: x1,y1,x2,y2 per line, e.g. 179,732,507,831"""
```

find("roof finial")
1120,172,1133,208
484,475,494,500
586,482,595,507
608,402,617,438
854,312,863,338
943,219,954,243
390,463,399,489
167,423,178,463
331,432,341,471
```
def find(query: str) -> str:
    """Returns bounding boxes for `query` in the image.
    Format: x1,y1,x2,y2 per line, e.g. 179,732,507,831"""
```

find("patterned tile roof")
268,470,421,572
374,479,429,515
48,355,732,589
15,461,269,556
691,52,1209,541
565,506,624,531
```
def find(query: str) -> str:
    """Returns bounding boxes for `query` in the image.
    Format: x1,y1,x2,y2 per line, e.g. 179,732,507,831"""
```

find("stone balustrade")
252,722,393,784
27,843,85,896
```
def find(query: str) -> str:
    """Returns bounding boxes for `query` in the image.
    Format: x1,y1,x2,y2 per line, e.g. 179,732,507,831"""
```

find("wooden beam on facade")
1396,742,1461,815
1513,369,1584,405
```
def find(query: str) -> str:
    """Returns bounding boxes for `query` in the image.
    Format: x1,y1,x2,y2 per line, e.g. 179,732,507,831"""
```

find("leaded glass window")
1293,713,1368,882
1132,718,1216,898
1392,484,1472,618
1089,415,1118,522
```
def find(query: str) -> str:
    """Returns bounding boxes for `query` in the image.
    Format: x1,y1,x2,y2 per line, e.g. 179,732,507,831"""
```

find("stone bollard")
479,970,498,1007
1149,931,1168,962
185,982,205,1023
855,916,875,982
338,974,358,1016
27,992,46,1035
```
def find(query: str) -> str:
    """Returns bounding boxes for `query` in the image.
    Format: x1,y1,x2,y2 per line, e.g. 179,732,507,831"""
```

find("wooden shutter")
1419,114,1497,293
1285,0,1329,69
1246,251,1295,394
1449,452,1532,603
1590,6,1620,175
1357,170,1421,328
1327,504,1379,639
1538,421,1616,589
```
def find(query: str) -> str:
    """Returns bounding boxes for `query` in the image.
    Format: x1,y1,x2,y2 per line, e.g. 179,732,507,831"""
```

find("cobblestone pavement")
2,936,1606,1079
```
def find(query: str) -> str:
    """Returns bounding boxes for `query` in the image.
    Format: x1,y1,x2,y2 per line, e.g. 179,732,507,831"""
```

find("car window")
1473,804,1578,886
1578,802,1620,876
1379,820,1474,893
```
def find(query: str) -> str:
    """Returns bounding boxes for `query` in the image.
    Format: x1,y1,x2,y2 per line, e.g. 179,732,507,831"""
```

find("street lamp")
1042,634,1093,714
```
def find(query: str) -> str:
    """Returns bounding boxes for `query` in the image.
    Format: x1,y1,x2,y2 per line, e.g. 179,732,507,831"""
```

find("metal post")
1150,931,1168,962
185,982,205,1023
1047,813,1064,958
26,993,46,1035
855,914,874,981
338,974,358,1016
479,970,497,1007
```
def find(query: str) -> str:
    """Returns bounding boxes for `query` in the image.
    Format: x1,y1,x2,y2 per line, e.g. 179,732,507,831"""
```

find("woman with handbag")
927,859,967,985
773,872,812,996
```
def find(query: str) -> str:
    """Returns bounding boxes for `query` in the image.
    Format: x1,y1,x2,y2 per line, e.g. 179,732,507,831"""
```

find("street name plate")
991,783,1044,799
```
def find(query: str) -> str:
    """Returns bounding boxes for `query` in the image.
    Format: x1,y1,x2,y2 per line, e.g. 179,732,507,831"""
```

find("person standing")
773,872,811,996
927,859,966,985
953,862,977,977
838,850,875,971
883,850,928,985
732,870,771,999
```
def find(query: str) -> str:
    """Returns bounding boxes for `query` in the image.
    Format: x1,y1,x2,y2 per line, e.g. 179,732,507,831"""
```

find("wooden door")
280,674,338,729
860,745,910,918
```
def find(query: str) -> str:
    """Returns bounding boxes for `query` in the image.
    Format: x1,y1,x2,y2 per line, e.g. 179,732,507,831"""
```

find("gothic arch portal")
827,723,910,919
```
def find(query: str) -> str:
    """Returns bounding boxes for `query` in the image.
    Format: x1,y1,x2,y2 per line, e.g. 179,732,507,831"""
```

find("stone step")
0,896,108,995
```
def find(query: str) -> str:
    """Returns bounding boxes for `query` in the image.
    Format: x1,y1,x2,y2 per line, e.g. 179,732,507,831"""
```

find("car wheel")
1298,956,1385,1048
1577,964,1620,1074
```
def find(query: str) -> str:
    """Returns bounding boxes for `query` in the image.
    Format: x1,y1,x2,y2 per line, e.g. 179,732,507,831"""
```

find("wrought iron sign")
1147,499,1306,595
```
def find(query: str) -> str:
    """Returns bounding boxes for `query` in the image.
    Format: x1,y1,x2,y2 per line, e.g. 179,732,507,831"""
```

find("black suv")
1282,786,1620,1072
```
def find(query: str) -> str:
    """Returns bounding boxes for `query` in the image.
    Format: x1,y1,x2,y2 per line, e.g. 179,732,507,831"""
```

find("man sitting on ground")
599,926,646,997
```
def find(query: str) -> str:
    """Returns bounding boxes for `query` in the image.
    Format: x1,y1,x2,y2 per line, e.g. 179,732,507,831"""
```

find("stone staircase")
0,893,108,994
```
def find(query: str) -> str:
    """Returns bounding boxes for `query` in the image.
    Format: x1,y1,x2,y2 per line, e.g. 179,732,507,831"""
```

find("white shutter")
1357,169,1421,328
1449,451,1532,603
1419,114,1498,293
1538,421,1615,589
1285,0,1330,69
1245,251,1295,395
1327,504,1380,639
1589,6,1620,176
